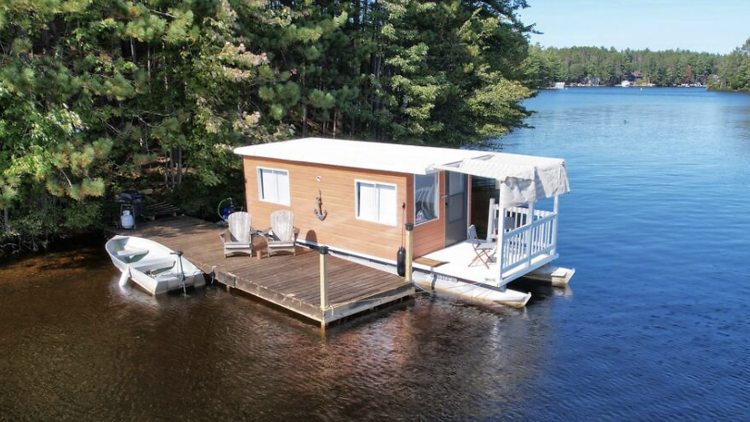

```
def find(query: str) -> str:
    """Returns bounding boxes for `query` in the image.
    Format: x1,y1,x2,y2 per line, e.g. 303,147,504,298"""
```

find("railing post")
551,195,559,256
487,198,496,242
319,246,329,311
525,201,535,270
496,205,505,286
405,223,413,283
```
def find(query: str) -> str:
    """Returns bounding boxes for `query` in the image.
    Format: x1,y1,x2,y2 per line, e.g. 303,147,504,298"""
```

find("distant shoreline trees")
525,45,723,88
710,38,750,92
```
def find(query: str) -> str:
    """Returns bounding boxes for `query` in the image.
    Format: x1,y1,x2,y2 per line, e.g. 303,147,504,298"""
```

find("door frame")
443,171,470,247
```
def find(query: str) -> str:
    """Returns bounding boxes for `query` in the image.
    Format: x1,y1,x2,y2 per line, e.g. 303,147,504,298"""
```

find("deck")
108,216,414,326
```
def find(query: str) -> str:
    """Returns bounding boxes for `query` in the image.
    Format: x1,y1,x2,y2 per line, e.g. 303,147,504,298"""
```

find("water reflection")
0,243,560,421
4,88,750,420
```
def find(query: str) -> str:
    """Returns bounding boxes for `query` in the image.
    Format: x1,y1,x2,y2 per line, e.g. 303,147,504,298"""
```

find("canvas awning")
431,153,570,207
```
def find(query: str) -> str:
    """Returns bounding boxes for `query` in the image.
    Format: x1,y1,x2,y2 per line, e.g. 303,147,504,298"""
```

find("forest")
525,45,724,87
2,1,749,255
0,0,536,253
710,38,750,91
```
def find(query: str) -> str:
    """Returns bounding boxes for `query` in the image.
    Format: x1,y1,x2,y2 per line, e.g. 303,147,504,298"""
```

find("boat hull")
106,236,205,295
127,258,205,295
412,273,531,308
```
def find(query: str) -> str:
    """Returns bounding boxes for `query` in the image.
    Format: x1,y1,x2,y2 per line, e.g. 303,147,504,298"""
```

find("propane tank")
120,210,135,229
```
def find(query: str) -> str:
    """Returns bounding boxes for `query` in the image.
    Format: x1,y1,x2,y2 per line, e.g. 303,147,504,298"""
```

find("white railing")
492,197,559,285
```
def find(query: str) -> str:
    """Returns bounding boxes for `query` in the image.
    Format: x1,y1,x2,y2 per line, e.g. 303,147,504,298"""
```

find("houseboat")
234,138,573,307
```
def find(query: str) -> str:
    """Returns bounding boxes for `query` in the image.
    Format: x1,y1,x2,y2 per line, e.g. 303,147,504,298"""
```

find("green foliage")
526,45,723,87
240,0,533,144
0,0,537,252
710,38,750,91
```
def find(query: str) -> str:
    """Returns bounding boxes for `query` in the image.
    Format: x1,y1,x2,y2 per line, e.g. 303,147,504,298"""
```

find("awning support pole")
551,195,559,256
525,201,535,270
487,197,496,243
496,195,505,287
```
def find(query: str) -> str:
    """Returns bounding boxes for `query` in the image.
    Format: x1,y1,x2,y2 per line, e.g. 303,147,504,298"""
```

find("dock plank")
109,216,413,326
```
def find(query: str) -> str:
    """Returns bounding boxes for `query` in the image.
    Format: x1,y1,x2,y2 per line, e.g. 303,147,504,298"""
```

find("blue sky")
519,0,749,54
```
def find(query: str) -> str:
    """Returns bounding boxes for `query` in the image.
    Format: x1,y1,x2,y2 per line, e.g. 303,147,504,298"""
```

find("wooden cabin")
234,138,571,290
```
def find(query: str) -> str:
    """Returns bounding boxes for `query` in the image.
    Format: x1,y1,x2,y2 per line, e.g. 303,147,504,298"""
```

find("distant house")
589,76,600,86
631,70,644,81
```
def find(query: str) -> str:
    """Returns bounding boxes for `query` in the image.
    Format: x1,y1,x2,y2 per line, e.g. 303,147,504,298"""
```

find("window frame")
256,166,291,206
413,172,440,226
354,179,398,227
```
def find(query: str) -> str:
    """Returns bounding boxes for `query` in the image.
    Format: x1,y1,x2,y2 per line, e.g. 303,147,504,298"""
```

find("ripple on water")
2,88,750,421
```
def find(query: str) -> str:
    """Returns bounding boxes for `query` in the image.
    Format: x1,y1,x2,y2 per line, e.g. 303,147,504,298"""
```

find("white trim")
354,179,398,227
256,166,291,206
413,172,440,227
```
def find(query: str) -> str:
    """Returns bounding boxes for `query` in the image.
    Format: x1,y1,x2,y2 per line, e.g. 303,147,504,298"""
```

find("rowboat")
105,235,205,295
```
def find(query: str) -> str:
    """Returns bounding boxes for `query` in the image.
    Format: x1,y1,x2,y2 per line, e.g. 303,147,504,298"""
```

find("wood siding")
243,157,410,260
242,158,470,260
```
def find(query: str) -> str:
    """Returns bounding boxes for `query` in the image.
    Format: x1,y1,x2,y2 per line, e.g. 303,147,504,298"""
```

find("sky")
519,0,749,54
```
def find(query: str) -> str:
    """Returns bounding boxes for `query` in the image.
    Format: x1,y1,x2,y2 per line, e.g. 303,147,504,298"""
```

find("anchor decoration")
314,189,328,221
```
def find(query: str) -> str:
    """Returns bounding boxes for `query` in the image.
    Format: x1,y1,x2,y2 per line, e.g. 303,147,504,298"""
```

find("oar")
119,264,131,287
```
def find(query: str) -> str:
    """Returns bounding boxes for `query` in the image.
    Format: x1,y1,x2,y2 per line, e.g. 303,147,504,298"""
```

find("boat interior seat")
115,248,150,258
148,263,177,278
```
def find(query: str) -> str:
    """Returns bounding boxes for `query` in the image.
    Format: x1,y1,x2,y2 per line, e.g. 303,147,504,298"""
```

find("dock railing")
494,196,559,285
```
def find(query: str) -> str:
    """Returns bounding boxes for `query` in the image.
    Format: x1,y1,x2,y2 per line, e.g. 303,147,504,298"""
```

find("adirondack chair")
262,210,299,257
219,211,253,257
468,225,495,269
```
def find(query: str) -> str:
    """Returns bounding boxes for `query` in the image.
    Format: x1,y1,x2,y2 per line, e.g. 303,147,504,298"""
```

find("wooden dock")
108,216,414,326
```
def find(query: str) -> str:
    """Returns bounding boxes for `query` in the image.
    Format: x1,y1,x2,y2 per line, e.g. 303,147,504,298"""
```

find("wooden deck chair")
219,211,253,257
263,210,299,257
468,225,495,269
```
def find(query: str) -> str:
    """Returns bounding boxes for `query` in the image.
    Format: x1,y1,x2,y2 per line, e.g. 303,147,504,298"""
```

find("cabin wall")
242,159,472,260
242,157,410,260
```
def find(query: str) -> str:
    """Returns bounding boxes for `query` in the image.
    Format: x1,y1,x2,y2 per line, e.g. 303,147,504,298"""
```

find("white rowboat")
106,235,205,295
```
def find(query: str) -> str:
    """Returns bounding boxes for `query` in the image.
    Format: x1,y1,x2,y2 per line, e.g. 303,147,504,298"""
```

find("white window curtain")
414,173,438,225
258,168,290,205
357,181,396,225
357,182,378,222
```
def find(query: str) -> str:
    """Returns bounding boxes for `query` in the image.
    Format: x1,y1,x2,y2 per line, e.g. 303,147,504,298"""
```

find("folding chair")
468,225,495,269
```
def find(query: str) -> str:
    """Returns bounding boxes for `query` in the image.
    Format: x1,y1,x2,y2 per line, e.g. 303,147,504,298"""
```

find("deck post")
487,198,496,242
526,201,535,270
496,202,505,287
319,246,329,311
405,223,414,283
551,195,559,256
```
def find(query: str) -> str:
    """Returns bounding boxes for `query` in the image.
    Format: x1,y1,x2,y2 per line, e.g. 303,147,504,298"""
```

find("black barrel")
396,247,406,277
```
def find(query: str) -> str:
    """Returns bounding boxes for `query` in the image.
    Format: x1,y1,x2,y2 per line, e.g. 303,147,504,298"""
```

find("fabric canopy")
431,153,570,207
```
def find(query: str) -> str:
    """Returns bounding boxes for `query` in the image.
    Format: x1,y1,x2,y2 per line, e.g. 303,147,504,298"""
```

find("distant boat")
621,80,632,88
106,235,205,295
553,82,565,90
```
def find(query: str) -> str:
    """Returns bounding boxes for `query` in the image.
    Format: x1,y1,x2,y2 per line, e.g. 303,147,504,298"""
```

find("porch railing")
491,197,559,285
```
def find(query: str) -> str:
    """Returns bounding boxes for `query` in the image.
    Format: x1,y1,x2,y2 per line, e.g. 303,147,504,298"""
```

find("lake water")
1,88,750,421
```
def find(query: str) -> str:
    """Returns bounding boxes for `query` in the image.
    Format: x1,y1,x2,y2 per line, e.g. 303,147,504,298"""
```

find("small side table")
253,232,269,260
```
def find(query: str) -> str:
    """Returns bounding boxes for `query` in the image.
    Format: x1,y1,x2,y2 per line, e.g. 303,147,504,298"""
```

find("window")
257,167,290,205
355,181,397,226
414,173,439,225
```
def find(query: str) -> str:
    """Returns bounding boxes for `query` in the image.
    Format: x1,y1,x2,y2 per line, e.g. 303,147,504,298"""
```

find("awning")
431,153,570,207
